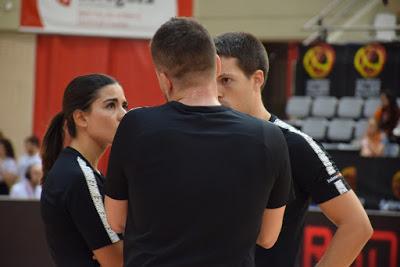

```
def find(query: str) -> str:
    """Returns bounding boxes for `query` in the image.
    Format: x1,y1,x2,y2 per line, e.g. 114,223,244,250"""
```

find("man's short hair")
25,135,40,147
214,32,269,86
150,17,216,81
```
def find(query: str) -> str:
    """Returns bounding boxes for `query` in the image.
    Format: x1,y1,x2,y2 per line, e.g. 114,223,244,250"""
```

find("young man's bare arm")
316,191,373,267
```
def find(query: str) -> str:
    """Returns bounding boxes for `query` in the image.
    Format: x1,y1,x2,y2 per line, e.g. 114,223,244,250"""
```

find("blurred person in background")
18,135,42,183
374,90,400,141
360,118,387,157
41,74,126,267
10,163,42,199
0,138,18,194
215,32,373,267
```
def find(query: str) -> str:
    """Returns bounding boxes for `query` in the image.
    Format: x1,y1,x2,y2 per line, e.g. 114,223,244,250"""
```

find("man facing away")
214,32,373,267
105,18,293,267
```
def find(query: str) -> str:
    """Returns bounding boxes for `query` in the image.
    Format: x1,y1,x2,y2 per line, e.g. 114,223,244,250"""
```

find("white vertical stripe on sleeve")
273,119,337,177
77,156,120,243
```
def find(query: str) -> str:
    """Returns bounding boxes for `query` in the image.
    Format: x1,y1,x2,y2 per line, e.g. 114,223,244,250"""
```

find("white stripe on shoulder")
273,118,337,177
76,157,120,243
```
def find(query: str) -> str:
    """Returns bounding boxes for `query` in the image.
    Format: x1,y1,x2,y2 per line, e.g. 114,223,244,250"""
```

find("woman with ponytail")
40,74,128,267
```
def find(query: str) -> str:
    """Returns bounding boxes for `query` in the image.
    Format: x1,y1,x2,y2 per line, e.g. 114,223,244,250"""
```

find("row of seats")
301,118,367,142
286,96,399,119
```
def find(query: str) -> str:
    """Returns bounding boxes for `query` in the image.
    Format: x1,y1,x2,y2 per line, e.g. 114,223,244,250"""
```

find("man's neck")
251,100,271,121
171,80,220,107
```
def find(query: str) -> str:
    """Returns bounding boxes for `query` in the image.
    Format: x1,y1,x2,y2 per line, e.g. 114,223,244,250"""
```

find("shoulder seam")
273,119,337,176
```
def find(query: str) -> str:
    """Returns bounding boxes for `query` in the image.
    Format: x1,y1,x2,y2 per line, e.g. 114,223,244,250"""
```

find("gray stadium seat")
354,119,368,140
301,118,328,141
311,96,337,118
337,97,364,119
285,96,312,119
385,143,400,157
363,98,380,118
327,119,355,142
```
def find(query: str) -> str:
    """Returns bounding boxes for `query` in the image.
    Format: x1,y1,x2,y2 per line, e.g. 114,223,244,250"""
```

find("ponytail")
41,112,65,182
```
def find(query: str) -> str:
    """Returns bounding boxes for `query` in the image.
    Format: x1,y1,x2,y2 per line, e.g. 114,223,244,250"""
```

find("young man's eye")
221,77,232,85
122,103,129,111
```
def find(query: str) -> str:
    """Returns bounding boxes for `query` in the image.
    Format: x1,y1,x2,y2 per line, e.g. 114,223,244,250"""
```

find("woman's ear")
72,109,88,129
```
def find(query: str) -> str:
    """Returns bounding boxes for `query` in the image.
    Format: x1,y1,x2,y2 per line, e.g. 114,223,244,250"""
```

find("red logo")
58,0,71,6
303,226,398,267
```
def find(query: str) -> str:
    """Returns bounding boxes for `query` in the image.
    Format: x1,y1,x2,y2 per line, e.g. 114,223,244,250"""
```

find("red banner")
32,0,193,172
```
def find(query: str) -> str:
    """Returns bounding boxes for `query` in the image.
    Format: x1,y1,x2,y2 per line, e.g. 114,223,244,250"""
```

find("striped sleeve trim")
273,119,340,178
76,156,120,243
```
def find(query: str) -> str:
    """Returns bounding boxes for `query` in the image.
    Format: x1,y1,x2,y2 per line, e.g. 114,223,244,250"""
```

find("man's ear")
156,71,173,100
252,70,265,92
72,109,88,129
216,55,222,77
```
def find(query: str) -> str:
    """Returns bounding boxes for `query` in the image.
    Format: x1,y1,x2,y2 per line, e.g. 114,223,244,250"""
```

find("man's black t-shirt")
41,147,120,267
255,115,351,267
106,101,293,267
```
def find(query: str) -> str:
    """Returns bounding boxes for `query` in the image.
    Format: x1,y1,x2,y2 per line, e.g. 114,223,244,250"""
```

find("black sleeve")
105,111,133,200
265,125,294,209
287,134,351,204
66,167,120,250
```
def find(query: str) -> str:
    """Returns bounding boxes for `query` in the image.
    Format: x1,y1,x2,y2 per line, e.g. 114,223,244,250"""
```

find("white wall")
0,32,36,156
0,0,20,31
195,0,395,42
195,0,333,40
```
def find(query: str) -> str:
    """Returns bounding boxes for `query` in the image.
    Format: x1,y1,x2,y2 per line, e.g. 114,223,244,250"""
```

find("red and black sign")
302,209,399,267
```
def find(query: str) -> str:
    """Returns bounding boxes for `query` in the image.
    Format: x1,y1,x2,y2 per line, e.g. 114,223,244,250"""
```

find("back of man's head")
214,32,269,87
151,17,216,85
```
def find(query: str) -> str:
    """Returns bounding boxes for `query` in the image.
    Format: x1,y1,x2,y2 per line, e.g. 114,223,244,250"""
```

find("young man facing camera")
215,32,372,267
105,18,293,267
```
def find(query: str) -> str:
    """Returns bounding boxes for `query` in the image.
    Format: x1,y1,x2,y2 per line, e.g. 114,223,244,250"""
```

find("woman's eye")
107,103,116,109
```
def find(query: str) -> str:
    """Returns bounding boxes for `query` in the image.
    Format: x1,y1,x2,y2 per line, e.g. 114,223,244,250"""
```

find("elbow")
361,219,374,241
110,223,125,234
356,215,374,241
107,217,125,234
257,236,278,249
345,216,374,243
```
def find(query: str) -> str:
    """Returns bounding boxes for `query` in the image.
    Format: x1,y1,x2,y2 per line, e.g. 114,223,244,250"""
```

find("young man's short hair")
150,17,216,81
214,32,269,86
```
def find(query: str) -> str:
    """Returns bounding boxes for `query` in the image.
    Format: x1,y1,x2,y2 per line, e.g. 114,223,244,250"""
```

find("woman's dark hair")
0,138,16,159
41,74,118,180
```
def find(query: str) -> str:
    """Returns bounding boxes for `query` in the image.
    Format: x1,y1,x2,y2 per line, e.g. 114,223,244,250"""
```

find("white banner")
20,0,177,39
